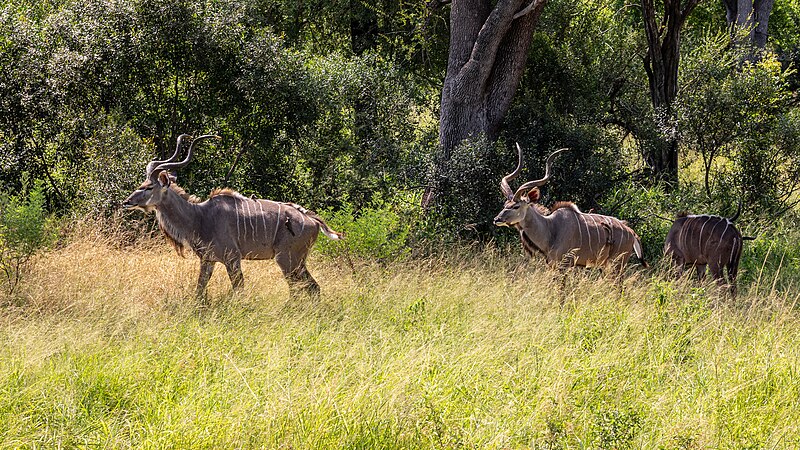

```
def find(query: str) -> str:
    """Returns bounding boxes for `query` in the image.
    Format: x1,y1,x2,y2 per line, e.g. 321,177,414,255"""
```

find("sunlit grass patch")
1,236,800,448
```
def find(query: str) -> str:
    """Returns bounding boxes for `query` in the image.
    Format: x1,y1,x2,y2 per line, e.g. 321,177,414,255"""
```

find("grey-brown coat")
493,144,647,272
123,134,342,298
663,204,749,295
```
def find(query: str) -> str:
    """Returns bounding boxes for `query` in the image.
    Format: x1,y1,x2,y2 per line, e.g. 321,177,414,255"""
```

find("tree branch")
513,0,543,19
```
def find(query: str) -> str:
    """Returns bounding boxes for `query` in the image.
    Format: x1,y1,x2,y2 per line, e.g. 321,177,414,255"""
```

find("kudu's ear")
526,187,540,203
158,171,171,187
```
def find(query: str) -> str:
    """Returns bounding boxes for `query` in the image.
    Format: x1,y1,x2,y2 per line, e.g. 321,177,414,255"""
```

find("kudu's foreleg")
196,260,215,300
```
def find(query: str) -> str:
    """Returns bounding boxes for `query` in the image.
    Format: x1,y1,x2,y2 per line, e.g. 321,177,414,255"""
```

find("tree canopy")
0,0,798,239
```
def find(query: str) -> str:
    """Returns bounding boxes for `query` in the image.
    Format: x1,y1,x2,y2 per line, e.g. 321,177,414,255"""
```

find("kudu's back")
203,191,337,261
664,212,744,295
664,213,743,267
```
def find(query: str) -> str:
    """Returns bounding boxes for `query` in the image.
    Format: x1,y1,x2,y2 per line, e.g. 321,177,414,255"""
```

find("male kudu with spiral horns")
123,134,342,299
493,144,647,272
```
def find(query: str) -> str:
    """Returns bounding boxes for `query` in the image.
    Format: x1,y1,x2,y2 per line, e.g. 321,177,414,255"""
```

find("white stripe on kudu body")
248,200,256,241
272,203,282,248
716,220,731,253
574,212,583,249
698,216,711,251
235,198,242,241
680,217,692,256
243,199,252,241
728,237,739,265
703,219,722,255
586,214,603,259
259,201,267,238
583,215,594,256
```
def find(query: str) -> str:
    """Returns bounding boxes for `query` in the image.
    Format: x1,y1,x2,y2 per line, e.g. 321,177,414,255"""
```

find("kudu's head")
493,144,568,227
123,134,221,212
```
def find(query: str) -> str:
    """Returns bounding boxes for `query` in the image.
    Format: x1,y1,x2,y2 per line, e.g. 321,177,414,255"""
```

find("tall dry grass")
1,230,800,448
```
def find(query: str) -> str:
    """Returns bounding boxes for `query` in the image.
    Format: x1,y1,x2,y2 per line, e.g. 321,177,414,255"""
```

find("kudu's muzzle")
493,215,508,227
121,196,136,209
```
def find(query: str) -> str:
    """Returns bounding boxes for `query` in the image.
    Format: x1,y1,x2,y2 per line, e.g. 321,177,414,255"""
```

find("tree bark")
722,0,775,51
641,0,700,187
439,0,545,154
427,0,546,204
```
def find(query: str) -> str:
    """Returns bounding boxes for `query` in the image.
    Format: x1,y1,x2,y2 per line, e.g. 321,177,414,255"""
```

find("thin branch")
223,142,246,187
513,0,542,19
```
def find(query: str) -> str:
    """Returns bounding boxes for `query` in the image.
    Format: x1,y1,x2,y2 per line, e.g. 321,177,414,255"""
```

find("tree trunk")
752,0,775,49
641,0,699,187
427,0,547,204
722,0,775,51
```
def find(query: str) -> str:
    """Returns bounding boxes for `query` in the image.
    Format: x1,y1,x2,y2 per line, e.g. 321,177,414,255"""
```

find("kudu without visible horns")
493,144,647,272
123,134,342,298
663,202,753,296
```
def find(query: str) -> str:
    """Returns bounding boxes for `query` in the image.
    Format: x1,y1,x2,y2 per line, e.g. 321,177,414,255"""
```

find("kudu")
663,202,753,296
493,144,647,272
123,134,342,298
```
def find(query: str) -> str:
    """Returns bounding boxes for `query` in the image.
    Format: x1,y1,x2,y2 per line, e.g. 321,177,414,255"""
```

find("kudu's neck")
155,186,200,241
517,205,553,250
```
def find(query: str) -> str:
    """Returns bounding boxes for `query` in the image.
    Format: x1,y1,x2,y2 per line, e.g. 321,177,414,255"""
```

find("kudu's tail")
286,203,343,240
312,215,343,240
633,237,649,268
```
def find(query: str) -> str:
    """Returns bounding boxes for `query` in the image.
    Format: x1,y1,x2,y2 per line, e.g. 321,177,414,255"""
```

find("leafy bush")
0,179,57,296
315,197,415,261
77,113,152,216
601,182,671,263
678,39,800,215
737,217,800,294
423,137,515,241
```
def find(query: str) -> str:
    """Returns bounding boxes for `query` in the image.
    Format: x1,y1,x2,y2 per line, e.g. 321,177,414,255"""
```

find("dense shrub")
423,137,516,241
76,114,152,216
601,182,672,263
737,217,800,294
315,197,416,261
0,179,57,296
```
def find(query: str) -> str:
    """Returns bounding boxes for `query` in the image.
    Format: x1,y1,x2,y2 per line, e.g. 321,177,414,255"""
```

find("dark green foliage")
601,183,671,263
77,114,153,215
0,0,429,214
737,217,800,294
423,137,515,241
505,3,635,210
678,36,800,215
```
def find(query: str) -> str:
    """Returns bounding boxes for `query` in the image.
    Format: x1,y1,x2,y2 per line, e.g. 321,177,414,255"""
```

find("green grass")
1,238,800,448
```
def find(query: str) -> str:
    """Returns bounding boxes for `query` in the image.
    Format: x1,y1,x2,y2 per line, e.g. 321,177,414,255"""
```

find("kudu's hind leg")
224,258,244,293
694,264,707,281
726,263,739,297
276,252,320,297
708,261,727,294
